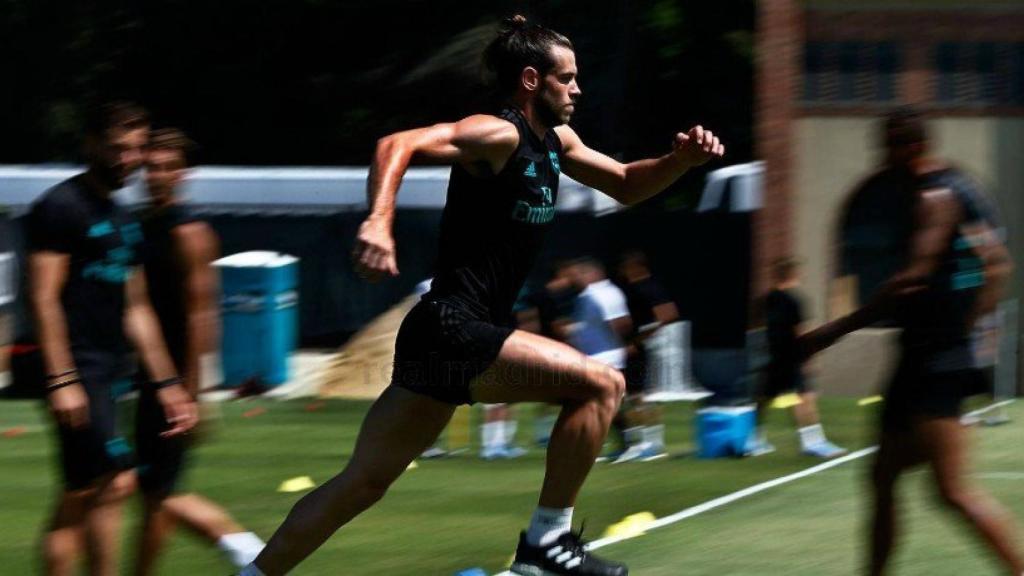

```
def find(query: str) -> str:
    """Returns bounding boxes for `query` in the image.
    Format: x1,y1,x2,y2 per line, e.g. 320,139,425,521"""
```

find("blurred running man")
244,15,723,576
27,102,196,576
133,128,264,574
750,257,846,458
612,251,679,462
802,108,1022,575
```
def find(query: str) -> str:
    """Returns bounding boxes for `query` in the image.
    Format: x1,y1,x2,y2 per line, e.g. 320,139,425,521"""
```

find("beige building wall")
794,116,1024,395
794,117,879,323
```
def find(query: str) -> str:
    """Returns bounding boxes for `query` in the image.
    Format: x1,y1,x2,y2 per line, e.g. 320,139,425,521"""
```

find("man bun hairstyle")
483,14,573,97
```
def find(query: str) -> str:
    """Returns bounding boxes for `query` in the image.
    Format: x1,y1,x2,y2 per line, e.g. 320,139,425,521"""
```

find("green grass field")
1,397,1021,575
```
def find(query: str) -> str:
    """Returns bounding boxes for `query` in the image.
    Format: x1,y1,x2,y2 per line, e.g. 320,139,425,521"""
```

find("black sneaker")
510,528,628,575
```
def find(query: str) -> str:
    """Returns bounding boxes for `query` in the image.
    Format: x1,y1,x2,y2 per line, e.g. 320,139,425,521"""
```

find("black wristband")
46,369,78,382
45,378,80,394
152,376,183,391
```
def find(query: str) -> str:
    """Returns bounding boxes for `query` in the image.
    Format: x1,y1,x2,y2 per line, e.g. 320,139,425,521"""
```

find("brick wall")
753,0,801,310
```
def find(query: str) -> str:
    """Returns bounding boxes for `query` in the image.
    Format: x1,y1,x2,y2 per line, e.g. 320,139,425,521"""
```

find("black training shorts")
759,363,811,399
881,354,986,431
52,353,135,490
134,380,189,497
391,300,513,405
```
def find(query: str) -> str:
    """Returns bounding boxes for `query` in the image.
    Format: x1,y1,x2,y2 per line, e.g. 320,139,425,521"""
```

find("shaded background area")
0,0,754,197
0,1,758,399
0,0,756,338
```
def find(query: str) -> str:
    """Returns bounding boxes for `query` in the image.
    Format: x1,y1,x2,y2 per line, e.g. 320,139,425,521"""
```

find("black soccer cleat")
510,528,628,576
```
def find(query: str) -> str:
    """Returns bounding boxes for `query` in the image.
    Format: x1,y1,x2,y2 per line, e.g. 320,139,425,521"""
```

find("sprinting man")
26,102,197,576
750,257,846,458
133,128,265,574
802,108,1021,575
242,15,723,576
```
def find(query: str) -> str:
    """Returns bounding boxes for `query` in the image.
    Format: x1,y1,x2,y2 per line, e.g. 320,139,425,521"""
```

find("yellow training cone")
601,511,657,539
771,393,802,409
858,395,884,406
277,476,316,493
407,461,419,470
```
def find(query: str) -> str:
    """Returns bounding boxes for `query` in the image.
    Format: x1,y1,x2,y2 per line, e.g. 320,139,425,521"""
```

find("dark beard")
536,89,565,128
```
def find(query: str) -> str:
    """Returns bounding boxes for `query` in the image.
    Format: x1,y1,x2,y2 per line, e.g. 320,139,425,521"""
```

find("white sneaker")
480,447,504,460
501,445,528,458
612,442,653,464
746,438,776,457
639,445,668,462
802,441,847,459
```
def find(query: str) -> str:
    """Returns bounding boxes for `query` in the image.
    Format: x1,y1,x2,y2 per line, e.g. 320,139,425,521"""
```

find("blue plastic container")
215,251,299,387
696,405,756,458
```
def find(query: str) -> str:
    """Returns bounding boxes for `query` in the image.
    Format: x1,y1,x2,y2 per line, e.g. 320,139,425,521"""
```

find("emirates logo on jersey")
511,186,555,224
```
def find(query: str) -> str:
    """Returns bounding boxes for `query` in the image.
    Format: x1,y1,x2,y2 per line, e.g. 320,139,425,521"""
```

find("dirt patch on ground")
318,295,417,399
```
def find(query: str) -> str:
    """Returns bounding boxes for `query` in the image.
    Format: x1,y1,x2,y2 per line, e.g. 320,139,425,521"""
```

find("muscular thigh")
914,417,971,491
469,330,619,404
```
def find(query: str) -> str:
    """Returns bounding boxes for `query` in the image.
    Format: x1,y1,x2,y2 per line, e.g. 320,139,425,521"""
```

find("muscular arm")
29,252,94,428
555,125,724,206
965,223,1013,326
354,115,519,281
124,269,178,382
125,269,197,435
173,222,220,397
29,252,75,377
801,189,961,356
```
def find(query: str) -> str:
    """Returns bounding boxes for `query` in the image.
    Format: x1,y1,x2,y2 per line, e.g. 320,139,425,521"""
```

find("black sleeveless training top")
424,107,564,328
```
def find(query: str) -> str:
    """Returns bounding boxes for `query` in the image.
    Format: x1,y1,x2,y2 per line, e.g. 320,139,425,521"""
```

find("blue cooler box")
214,251,299,388
696,405,755,458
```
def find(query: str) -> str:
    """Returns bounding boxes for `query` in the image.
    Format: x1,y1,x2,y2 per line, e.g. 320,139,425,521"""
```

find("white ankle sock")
482,422,500,451
239,563,266,576
526,506,573,547
798,424,826,449
504,419,518,447
218,532,266,568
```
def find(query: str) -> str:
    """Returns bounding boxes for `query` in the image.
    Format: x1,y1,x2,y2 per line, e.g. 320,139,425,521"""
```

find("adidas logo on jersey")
523,161,537,178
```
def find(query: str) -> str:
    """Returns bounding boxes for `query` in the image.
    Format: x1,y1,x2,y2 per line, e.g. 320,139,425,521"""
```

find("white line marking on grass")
977,472,1024,480
587,447,878,549
495,447,877,574
963,399,1016,420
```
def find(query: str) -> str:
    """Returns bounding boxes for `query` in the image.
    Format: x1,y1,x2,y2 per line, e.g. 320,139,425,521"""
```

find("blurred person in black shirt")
751,258,847,459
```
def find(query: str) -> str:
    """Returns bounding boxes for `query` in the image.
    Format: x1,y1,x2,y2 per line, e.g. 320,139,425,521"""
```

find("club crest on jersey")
511,186,555,224
549,151,560,174
523,161,537,178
